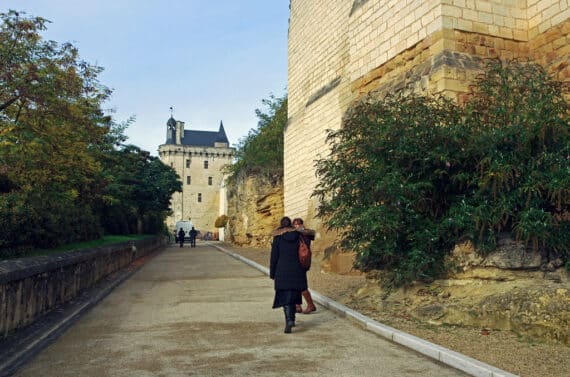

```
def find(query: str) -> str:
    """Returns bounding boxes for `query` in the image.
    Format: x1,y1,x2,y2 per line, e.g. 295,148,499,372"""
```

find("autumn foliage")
0,11,181,257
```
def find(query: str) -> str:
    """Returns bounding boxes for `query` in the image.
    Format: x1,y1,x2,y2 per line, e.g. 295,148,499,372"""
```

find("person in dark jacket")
292,217,317,314
189,227,198,248
178,228,186,248
270,216,307,333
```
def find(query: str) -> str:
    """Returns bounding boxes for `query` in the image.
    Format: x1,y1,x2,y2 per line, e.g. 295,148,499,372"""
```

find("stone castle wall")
160,144,233,235
286,0,570,252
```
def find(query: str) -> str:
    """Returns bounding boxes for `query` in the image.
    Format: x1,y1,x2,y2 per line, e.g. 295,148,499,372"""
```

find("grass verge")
2,235,154,260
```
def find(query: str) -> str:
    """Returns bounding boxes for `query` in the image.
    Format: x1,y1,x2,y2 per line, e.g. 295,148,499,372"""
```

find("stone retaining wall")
0,237,165,339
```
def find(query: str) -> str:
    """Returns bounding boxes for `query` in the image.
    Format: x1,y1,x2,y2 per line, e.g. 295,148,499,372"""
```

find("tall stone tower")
159,117,235,235
286,0,570,247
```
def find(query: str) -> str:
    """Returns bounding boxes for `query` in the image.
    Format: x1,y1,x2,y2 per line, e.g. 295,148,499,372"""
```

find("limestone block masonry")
0,237,164,339
160,144,233,234
159,119,235,236
286,0,570,250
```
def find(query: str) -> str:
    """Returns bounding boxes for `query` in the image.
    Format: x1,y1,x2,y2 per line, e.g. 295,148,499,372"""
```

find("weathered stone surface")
351,270,570,345
320,246,358,275
449,236,546,273
475,286,570,344
482,237,542,270
0,237,164,339
226,174,283,248
448,241,484,271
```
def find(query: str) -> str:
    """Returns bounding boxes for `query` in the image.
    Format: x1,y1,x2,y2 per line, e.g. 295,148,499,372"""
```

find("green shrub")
314,60,570,286
225,94,287,185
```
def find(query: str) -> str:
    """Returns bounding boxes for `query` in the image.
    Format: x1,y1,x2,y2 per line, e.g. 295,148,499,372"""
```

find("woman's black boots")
283,304,296,333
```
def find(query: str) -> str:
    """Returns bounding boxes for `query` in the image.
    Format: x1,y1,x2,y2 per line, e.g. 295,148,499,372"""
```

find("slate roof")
167,120,230,147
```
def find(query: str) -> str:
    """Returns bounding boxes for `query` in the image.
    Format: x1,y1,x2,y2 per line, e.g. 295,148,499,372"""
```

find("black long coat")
269,227,308,291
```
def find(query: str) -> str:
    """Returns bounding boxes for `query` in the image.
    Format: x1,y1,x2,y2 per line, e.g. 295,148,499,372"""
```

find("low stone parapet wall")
0,237,165,339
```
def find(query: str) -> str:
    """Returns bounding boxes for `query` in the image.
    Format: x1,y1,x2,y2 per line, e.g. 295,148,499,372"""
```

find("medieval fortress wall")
286,0,570,246
161,144,232,233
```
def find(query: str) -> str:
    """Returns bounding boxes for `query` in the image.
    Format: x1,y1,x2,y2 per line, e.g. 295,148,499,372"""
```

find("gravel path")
224,243,569,377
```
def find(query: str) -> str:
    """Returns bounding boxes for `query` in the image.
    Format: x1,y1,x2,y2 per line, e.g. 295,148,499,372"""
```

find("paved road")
14,243,467,377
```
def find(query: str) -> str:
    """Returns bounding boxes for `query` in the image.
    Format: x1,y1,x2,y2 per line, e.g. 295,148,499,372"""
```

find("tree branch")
0,96,19,113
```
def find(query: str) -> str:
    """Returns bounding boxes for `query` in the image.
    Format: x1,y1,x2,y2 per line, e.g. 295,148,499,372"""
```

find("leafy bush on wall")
314,60,570,287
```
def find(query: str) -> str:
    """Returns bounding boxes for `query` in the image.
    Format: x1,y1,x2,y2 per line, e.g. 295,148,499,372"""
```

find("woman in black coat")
270,216,307,333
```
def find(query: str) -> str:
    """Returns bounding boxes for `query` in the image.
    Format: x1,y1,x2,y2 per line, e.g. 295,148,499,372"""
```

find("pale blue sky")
3,1,290,154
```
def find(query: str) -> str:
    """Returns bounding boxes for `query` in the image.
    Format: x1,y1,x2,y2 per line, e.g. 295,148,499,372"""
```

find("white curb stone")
392,331,442,360
366,321,397,340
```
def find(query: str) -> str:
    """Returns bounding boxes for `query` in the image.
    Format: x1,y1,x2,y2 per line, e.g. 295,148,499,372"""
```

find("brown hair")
292,217,304,225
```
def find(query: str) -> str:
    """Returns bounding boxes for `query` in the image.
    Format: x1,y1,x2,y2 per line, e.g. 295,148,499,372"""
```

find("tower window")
208,177,213,185
204,160,209,169
187,176,191,185
197,193,202,202
186,159,190,168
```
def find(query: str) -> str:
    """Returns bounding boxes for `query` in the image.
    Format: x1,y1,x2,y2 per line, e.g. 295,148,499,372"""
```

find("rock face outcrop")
226,174,283,248
398,278,570,345
352,239,570,345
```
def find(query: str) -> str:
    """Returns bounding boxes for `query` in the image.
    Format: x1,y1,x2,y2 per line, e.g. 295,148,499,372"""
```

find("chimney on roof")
175,121,185,144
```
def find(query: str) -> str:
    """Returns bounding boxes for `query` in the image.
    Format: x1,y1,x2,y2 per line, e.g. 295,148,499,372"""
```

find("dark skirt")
272,290,302,308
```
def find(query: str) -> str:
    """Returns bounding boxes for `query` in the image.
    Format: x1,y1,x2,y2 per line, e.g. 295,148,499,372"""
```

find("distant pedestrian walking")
270,216,307,334
189,227,198,248
178,228,186,248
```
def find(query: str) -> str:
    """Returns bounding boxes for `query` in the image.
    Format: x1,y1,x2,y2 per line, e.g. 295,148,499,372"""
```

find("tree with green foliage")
0,10,111,253
314,60,570,287
99,145,182,235
0,11,182,257
225,94,287,184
